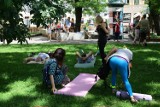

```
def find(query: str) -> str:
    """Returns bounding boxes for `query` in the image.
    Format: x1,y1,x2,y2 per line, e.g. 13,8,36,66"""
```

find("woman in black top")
70,18,75,32
96,15,110,64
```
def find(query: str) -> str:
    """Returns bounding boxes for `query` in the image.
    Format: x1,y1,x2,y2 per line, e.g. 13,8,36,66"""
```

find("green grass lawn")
150,34,160,39
0,43,160,107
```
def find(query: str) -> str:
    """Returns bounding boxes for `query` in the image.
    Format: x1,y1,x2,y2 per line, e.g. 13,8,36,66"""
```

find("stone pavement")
0,33,159,44
26,36,132,44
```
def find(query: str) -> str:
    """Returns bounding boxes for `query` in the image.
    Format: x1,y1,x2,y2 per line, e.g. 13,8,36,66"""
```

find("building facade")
123,0,148,24
107,0,148,35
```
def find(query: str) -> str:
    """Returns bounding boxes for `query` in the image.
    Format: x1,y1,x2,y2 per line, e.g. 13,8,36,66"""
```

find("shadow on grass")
0,43,159,107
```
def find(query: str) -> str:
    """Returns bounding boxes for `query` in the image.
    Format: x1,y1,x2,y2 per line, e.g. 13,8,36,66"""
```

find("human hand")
101,22,106,28
51,87,57,93
104,56,108,61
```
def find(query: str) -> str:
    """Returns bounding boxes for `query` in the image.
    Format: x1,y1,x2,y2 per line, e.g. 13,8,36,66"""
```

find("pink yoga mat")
54,73,99,97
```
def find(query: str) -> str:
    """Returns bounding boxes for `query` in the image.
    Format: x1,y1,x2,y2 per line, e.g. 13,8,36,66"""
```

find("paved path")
0,33,132,44
26,35,133,44
0,33,159,44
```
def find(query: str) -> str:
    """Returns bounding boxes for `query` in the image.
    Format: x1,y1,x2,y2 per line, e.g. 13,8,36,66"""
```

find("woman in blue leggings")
105,47,137,103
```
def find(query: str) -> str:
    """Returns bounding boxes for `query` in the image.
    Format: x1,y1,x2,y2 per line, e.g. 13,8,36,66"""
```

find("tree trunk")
153,15,160,35
149,1,160,35
154,15,160,36
75,0,82,32
3,40,5,45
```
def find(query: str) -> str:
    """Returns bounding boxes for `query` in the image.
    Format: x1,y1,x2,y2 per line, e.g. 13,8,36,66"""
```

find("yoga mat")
116,90,152,101
54,73,99,97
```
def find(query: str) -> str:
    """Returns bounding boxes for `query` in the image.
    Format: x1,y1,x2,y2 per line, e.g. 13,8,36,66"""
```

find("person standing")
138,14,150,46
46,18,53,41
95,15,110,64
133,15,140,44
114,20,120,42
64,17,71,32
70,18,75,32
47,24,52,41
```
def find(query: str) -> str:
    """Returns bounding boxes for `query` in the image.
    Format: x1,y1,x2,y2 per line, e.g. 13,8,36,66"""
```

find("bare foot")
131,96,138,103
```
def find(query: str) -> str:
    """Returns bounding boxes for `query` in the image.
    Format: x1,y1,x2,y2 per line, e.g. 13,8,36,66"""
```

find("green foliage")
70,0,107,32
0,43,160,106
148,0,160,13
150,33,160,39
0,0,71,44
0,0,108,44
147,0,160,35
0,0,30,44
30,0,71,27
74,0,107,15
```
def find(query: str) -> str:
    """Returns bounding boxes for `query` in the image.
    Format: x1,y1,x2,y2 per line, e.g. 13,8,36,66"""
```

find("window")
134,0,139,5
123,13,131,23
124,0,129,4
127,0,129,4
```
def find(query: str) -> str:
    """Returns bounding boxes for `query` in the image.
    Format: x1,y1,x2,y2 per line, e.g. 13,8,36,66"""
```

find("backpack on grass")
95,62,111,88
95,60,111,81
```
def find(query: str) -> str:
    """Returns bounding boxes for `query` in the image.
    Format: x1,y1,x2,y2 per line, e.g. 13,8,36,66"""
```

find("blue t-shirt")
65,19,71,28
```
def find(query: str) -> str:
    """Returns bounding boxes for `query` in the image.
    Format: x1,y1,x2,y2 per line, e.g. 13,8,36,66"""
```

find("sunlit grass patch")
0,78,39,101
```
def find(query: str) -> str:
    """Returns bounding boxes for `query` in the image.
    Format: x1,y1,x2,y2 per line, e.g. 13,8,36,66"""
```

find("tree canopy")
0,0,30,44
29,0,71,27
0,0,71,44
147,0,160,35
3,0,159,44
0,0,107,44
72,0,107,32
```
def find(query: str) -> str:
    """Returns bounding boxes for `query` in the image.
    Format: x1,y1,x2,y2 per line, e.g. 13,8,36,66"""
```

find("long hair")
95,15,103,25
53,48,66,64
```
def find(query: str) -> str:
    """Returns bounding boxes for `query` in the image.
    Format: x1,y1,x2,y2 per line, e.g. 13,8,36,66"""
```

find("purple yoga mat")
54,73,99,97
116,90,152,101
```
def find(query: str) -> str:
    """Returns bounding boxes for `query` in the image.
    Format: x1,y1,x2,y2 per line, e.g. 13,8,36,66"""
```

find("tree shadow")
0,43,159,107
